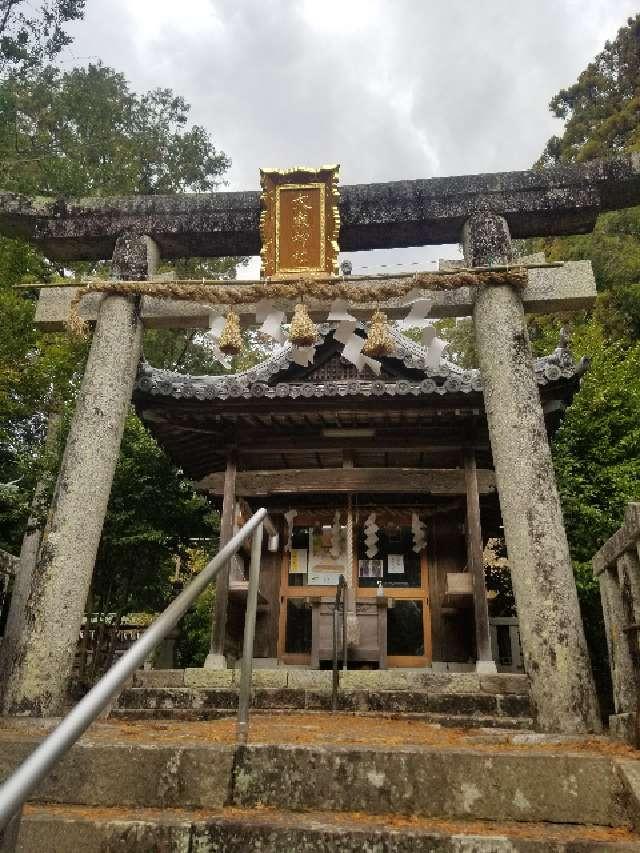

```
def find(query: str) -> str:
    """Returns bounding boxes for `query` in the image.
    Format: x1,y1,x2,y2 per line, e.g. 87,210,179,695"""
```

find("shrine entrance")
4,152,632,734
278,509,432,668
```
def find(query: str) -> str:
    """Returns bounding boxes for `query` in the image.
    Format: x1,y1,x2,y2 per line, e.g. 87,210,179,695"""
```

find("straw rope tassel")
218,310,243,355
362,309,395,357
289,302,317,347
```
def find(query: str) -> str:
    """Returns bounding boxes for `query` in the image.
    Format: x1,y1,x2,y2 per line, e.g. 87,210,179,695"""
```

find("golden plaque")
260,165,340,279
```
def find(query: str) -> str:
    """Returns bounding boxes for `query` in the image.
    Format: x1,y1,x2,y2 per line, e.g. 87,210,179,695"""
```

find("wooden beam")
208,451,236,661
464,448,493,665
196,467,496,496
140,424,491,453
34,261,595,330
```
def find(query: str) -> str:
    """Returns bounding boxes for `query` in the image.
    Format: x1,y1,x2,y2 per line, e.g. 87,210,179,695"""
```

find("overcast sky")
64,0,638,273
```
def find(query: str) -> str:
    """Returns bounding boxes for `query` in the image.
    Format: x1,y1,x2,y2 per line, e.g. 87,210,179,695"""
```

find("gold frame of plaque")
260,165,340,279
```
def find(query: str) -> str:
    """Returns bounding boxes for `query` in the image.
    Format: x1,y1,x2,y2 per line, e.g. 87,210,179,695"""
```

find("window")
289,525,347,587
357,525,421,589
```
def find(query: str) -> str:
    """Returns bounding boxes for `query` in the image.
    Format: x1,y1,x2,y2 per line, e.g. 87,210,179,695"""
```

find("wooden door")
278,517,431,668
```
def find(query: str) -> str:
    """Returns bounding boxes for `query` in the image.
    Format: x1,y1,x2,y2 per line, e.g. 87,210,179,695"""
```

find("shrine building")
134,320,585,670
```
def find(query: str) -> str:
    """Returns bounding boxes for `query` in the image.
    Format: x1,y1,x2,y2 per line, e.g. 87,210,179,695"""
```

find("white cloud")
62,0,638,268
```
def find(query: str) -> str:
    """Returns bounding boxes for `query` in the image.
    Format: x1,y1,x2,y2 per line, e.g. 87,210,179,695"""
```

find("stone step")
116,686,532,718
16,804,640,853
0,720,631,825
109,707,534,729
132,668,530,695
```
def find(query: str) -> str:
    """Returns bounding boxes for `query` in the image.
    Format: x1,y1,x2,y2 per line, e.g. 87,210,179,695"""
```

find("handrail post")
236,520,263,745
331,575,346,711
342,591,348,672
332,607,339,711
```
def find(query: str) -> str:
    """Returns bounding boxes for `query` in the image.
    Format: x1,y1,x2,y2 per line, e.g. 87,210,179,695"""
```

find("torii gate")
1,153,639,733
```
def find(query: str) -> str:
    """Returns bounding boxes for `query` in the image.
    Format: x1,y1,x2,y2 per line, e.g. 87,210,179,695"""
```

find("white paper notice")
308,571,342,586
289,549,308,574
387,554,405,574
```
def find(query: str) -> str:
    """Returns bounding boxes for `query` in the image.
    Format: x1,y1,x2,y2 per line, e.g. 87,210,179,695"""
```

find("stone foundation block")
230,745,626,825
249,670,289,689
184,669,234,688
609,713,638,744
287,670,332,690
253,688,306,710
133,670,185,689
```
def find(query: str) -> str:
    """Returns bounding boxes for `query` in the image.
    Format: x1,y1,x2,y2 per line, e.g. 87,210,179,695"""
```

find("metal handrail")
0,507,267,842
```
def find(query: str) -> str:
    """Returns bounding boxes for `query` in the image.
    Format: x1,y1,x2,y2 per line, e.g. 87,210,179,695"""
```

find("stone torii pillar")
0,234,158,717
464,212,600,734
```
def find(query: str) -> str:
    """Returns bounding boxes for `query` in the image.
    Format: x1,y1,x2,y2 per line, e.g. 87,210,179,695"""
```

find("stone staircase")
2,710,640,851
113,668,534,729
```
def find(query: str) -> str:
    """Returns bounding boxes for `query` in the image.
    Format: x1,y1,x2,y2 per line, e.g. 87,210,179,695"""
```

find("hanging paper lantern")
289,303,317,347
218,310,243,355
362,309,395,357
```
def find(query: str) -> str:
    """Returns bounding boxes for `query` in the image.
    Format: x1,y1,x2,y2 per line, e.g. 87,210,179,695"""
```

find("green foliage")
0,63,230,195
91,413,215,617
553,322,640,564
528,15,640,712
0,1,84,76
539,15,640,166
0,51,234,656
174,586,216,669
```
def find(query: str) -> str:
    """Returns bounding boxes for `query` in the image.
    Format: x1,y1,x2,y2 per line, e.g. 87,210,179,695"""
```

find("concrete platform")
3,713,639,851
17,804,640,853
132,668,530,693
114,668,533,728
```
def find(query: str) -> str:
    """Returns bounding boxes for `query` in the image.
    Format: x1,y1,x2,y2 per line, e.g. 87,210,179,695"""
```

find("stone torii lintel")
1,152,639,259
32,260,597,331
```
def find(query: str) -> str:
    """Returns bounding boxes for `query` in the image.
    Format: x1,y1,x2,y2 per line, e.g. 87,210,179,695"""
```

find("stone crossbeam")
2,154,640,260
592,503,640,575
34,260,595,330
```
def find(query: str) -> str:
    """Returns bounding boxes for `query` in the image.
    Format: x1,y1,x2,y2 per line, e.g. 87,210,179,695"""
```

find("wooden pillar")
0,234,157,716
205,451,237,668
464,448,495,672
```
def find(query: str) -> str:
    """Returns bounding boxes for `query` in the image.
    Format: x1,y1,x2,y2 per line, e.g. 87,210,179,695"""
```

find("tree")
0,0,84,76
527,15,640,710
539,15,640,167
533,14,640,340
0,61,242,676
0,63,231,195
